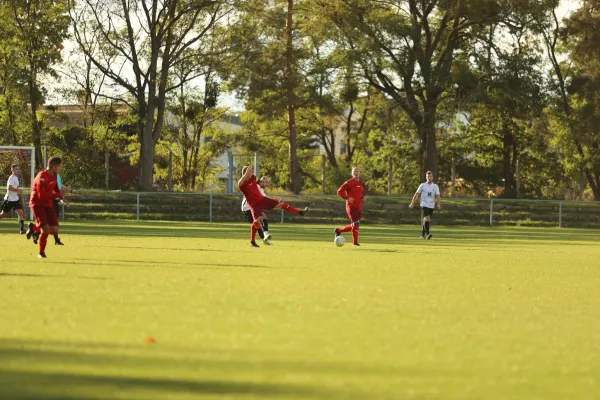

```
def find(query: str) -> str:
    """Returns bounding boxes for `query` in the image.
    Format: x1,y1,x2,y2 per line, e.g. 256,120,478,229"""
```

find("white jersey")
242,187,266,212
417,182,440,209
5,175,19,202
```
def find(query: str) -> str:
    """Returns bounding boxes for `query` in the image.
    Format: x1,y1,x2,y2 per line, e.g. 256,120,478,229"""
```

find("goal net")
0,146,36,218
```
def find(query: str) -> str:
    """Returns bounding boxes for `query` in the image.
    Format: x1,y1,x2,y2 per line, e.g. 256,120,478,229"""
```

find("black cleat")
334,228,341,239
20,228,26,235
26,223,35,240
427,234,433,240
250,241,260,248
55,241,64,246
38,252,47,259
299,207,309,216
33,232,40,245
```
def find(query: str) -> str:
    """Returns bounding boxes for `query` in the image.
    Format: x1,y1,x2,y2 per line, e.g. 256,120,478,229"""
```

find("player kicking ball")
26,157,69,258
0,164,27,234
409,171,441,240
238,165,308,248
334,167,365,247
242,176,272,245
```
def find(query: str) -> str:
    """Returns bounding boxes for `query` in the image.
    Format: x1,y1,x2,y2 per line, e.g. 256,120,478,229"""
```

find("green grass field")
1,221,599,400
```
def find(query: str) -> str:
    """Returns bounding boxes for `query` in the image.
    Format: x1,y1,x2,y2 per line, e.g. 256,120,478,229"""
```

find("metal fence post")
136,193,140,221
209,194,213,222
281,196,285,223
490,199,494,227
254,152,259,178
559,201,563,228
227,151,234,194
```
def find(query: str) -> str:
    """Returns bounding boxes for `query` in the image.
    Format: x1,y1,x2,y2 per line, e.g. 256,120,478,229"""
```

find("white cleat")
263,241,273,246
420,235,426,240
263,233,272,242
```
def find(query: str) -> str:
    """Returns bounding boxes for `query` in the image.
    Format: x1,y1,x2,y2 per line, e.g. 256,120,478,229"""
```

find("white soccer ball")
334,235,345,247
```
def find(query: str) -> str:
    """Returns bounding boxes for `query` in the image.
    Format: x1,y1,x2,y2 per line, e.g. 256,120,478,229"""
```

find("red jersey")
337,178,364,209
30,170,61,208
238,175,265,207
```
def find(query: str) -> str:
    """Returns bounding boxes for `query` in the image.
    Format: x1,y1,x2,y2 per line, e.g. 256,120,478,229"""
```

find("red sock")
39,233,48,253
352,227,359,245
281,203,300,215
339,225,352,233
251,222,259,242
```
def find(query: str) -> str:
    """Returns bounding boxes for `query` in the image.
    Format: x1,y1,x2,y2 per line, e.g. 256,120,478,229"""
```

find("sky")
47,0,581,111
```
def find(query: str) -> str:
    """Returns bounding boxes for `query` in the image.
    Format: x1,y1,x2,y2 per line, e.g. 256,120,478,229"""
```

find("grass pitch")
0,221,599,400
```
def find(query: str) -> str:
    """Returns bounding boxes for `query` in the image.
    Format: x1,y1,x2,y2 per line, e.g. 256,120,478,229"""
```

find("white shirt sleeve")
259,187,266,196
8,176,18,189
416,184,423,194
435,184,440,196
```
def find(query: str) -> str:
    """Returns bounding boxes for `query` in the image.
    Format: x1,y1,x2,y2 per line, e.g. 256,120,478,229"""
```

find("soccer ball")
334,236,345,247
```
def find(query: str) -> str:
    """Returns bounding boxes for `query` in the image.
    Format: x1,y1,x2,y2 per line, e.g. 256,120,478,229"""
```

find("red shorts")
346,205,362,223
250,197,280,220
32,206,59,227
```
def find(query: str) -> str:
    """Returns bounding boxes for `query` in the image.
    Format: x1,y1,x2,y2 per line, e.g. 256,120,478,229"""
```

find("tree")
225,0,310,193
539,1,600,199
315,0,550,181
6,0,70,167
69,0,232,190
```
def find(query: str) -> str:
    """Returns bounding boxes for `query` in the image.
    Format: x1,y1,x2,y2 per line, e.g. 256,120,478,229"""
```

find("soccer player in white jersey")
0,164,26,234
241,176,272,245
409,171,441,240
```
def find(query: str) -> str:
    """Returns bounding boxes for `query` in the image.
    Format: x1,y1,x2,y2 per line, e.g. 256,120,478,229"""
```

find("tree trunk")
502,120,516,198
420,103,438,182
140,124,155,191
285,0,300,194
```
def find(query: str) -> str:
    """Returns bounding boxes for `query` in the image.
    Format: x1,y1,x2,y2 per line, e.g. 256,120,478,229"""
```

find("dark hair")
426,171,433,175
10,164,19,169
48,157,62,168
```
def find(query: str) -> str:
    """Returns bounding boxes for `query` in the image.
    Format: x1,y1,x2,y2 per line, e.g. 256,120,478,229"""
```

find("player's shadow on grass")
63,258,270,269
0,272,111,280
0,340,342,400
92,244,225,252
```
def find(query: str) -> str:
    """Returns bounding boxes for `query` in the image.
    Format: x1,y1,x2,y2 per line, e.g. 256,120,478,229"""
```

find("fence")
48,190,600,229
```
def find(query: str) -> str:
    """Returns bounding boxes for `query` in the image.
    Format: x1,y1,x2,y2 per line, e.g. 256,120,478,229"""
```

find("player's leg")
272,199,308,216
32,206,50,258
0,200,9,219
336,206,354,238
249,207,263,247
16,208,26,234
260,212,272,244
425,211,433,240
422,208,433,239
244,210,264,239
52,199,63,245
350,208,361,246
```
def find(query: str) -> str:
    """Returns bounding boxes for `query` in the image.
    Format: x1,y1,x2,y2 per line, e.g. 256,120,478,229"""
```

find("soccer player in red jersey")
335,167,365,247
238,165,308,247
26,157,68,258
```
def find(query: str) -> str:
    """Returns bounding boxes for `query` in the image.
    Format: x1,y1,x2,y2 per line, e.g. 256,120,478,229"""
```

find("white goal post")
0,146,36,219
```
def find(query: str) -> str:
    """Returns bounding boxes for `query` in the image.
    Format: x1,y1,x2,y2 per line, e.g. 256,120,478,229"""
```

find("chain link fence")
48,191,600,229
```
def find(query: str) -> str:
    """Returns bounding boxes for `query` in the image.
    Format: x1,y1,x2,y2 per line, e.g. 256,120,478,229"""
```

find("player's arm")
409,186,422,209
237,166,253,189
336,183,348,200
8,184,21,193
436,187,441,210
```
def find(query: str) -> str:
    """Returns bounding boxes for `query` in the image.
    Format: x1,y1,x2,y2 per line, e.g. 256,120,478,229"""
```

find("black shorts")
243,210,254,223
53,199,60,218
1,199,23,213
422,207,434,217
